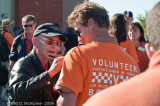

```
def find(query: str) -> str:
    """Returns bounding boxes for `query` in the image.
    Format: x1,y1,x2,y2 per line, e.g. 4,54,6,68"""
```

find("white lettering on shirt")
92,59,137,72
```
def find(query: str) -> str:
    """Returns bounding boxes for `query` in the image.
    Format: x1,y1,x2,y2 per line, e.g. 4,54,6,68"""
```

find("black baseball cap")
33,23,67,42
123,11,133,17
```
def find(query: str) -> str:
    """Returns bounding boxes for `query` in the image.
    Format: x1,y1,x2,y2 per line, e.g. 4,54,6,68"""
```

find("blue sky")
89,0,159,22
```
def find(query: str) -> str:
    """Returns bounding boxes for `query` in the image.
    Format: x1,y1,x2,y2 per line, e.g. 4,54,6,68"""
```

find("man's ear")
32,37,37,47
145,43,155,59
87,18,95,27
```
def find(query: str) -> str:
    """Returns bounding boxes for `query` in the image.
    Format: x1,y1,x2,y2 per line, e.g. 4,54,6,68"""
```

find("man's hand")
48,56,64,78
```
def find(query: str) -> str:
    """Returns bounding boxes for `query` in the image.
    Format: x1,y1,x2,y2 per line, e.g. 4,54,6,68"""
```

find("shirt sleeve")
55,48,85,95
127,40,139,63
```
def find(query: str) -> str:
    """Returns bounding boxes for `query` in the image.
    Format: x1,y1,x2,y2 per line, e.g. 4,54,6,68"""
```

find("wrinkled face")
74,21,94,44
128,25,141,42
35,35,61,61
22,20,36,35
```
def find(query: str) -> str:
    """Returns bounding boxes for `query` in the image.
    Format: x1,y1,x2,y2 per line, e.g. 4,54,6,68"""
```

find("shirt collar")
92,35,118,45
34,51,49,70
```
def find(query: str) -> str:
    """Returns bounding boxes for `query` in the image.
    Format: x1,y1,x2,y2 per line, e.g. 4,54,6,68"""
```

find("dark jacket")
9,50,60,104
9,33,33,61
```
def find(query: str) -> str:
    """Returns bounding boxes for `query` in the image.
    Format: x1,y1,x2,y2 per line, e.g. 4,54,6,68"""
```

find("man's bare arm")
57,92,77,106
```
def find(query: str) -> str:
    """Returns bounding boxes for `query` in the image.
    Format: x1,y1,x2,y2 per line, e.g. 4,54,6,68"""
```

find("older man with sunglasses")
9,15,36,70
9,23,66,105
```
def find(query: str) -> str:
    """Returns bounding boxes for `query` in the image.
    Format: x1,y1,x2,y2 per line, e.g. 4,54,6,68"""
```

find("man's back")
84,2,160,106
0,30,11,62
84,50,160,106
1,30,14,50
56,42,140,106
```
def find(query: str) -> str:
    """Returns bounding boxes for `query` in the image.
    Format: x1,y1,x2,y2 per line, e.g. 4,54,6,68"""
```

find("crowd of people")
0,1,159,106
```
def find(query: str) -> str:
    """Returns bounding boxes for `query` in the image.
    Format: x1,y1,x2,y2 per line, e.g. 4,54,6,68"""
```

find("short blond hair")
68,2,109,28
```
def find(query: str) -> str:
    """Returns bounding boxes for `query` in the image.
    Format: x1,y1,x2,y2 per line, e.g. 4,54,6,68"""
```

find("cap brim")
41,33,67,42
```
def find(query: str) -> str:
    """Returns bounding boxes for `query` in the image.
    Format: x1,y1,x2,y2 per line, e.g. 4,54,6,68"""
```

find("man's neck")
91,28,107,40
96,28,109,37
34,49,48,65
92,28,117,44
25,33,33,40
4,28,10,32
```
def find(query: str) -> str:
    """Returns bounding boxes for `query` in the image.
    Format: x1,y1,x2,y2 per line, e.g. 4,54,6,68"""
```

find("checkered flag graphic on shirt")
92,72,113,84
92,72,130,84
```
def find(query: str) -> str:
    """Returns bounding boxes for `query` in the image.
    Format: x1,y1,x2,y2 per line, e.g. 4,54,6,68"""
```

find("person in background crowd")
123,11,134,32
1,19,14,51
53,23,63,34
128,22,149,72
53,23,60,30
109,13,139,63
17,27,24,35
63,26,78,53
54,2,140,106
9,15,36,70
12,26,22,38
0,18,14,105
84,2,160,106
9,23,67,105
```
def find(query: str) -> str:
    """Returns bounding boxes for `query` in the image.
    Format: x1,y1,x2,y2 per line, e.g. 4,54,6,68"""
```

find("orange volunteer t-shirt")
84,50,160,106
55,42,140,106
120,39,139,63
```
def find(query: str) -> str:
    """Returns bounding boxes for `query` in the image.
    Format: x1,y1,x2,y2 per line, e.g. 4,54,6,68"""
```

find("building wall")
15,0,63,30
62,0,86,31
0,0,87,31
0,0,14,26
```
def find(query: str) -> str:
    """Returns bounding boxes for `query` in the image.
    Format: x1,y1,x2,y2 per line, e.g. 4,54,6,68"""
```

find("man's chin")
48,57,54,63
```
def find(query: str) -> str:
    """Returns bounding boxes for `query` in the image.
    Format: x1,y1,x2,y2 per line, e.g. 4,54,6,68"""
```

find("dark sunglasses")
74,25,82,37
24,23,34,28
